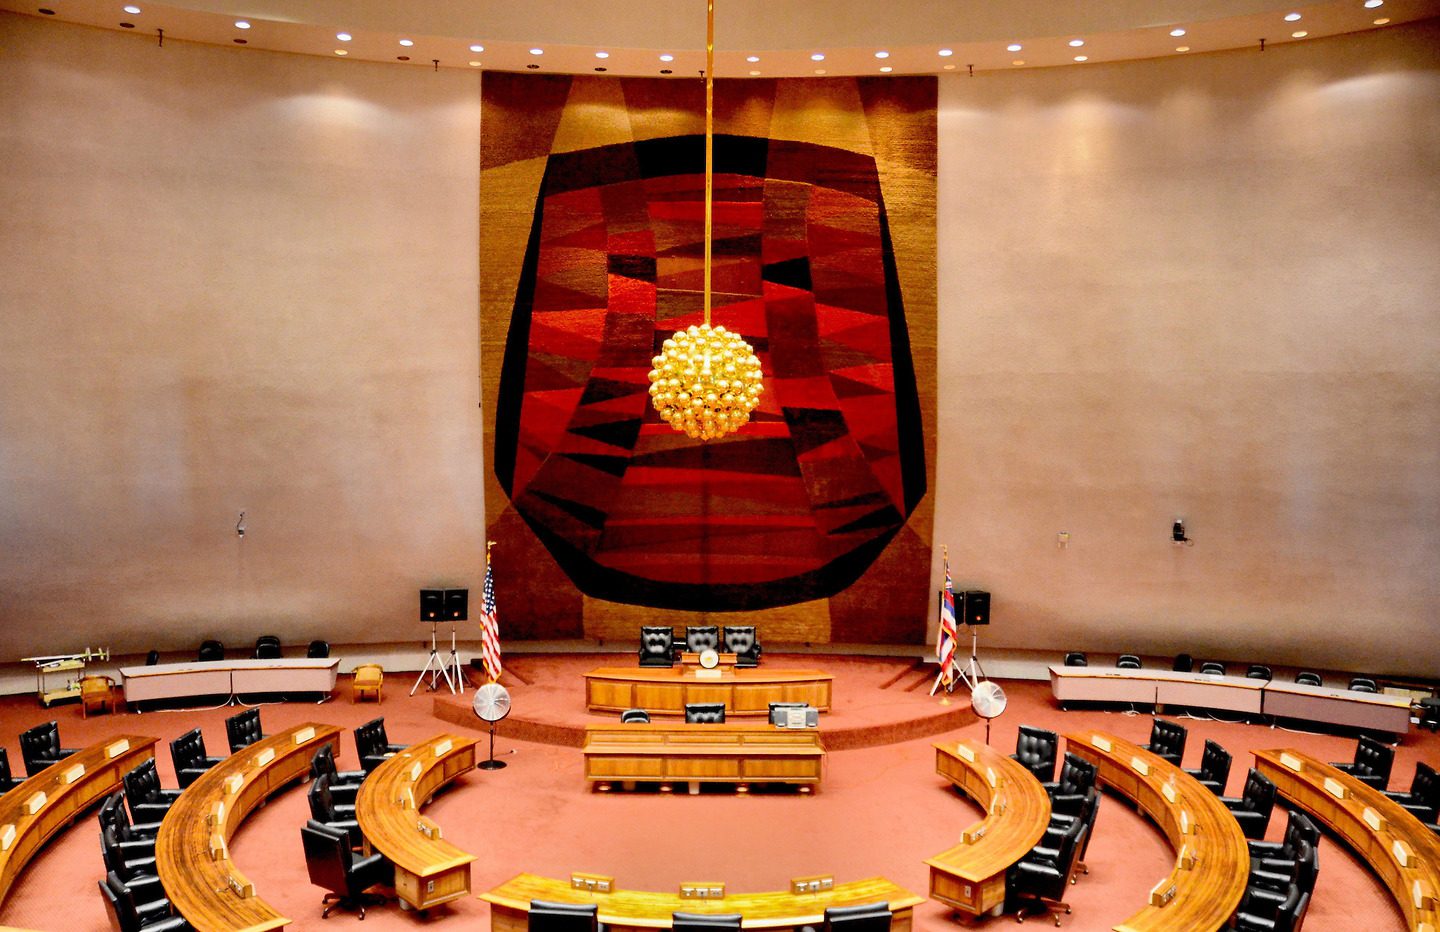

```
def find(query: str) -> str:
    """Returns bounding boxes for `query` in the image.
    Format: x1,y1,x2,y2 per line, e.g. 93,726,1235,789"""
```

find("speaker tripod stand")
931,624,987,696
411,622,465,695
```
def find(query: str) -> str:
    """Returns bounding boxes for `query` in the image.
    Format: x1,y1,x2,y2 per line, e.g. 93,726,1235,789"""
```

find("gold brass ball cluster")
647,323,764,441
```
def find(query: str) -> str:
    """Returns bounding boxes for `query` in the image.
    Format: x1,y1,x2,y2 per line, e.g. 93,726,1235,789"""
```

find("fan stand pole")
478,718,506,770
985,717,992,746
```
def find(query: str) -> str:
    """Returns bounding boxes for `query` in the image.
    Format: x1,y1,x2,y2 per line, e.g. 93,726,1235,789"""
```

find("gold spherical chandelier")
646,0,764,442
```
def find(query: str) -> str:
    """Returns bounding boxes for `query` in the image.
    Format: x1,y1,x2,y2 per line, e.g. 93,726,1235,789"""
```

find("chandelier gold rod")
704,0,714,327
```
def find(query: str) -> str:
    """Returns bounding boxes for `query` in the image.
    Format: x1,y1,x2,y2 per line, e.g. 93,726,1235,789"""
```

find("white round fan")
472,681,512,770
971,680,1007,719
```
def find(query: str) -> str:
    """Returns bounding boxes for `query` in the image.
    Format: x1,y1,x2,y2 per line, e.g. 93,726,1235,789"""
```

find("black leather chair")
1182,739,1232,795
1038,787,1100,881
197,639,224,662
1042,753,1097,818
308,772,362,847
169,728,224,788
300,820,390,918
685,702,726,724
817,902,891,931
1293,671,1322,687
101,824,161,889
620,708,651,724
354,717,408,773
1249,809,1320,862
1011,725,1060,783
1172,653,1194,673
253,635,282,659
1232,881,1309,932
1116,654,1141,669
145,650,161,666
225,707,266,754
1221,768,1278,840
685,625,721,654
529,899,600,931
1246,664,1273,681
1198,661,1226,676
122,759,182,824
307,639,331,658
672,912,743,931
0,747,23,795
722,625,762,667
1005,816,1087,924
1140,718,1187,767
1349,677,1378,693
100,791,162,842
18,720,79,777
1062,652,1086,667
1329,734,1394,790
1384,762,1440,823
638,626,677,667
1248,836,1320,897
99,870,191,932
311,744,366,794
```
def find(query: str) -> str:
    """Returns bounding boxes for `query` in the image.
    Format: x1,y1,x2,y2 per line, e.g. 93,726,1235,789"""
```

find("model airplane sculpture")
19,647,110,706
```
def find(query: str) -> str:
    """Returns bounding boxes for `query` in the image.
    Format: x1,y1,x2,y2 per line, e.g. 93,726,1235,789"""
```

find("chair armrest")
1049,792,1087,815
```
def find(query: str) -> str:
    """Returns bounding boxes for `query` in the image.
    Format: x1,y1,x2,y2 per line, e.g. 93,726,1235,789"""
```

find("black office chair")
1329,734,1394,790
1198,661,1226,676
1182,739,1232,796
1248,836,1320,897
354,717,408,773
685,702,726,724
1011,725,1060,783
685,625,720,654
145,649,161,666
308,773,363,847
197,639,225,662
620,708,651,724
1062,652,1087,667
1221,768,1278,840
225,707,266,754
252,635,282,659
1384,762,1440,823
99,791,162,843
18,720,80,777
169,727,224,788
638,626,677,667
1140,718,1187,767
311,744,366,791
306,638,331,658
1250,810,1320,861
1246,664,1273,681
1005,817,1087,925
815,901,892,931
300,820,391,918
722,625,762,667
0,748,24,795
1172,653,1194,673
529,899,600,931
1232,881,1309,932
122,759,182,824
672,912,743,931
1116,654,1141,669
99,870,190,932
1348,677,1378,693
1293,671,1322,687
1042,753,1097,818
1039,787,1100,881
100,825,161,891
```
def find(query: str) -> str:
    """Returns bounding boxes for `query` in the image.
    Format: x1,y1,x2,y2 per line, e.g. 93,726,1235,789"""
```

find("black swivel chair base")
1014,901,1071,926
321,889,388,919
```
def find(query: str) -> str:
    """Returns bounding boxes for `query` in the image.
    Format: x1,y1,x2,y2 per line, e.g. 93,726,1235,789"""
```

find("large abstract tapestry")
481,73,936,644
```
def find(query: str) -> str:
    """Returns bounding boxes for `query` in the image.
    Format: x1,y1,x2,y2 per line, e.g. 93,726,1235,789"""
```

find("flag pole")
931,544,957,701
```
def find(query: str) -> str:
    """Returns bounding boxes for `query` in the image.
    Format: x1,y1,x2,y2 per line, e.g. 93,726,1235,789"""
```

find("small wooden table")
356,733,478,911
584,667,832,717
924,739,1051,917
481,873,924,932
582,722,825,793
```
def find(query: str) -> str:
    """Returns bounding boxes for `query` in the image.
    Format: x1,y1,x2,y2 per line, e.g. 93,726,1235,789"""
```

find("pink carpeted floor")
0,654,1434,931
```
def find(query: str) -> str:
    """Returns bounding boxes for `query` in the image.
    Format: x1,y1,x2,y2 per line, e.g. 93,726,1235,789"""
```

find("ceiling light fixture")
123,5,140,13
1373,16,1390,23
814,68,826,74
1012,60,1025,66
470,44,484,52
810,52,825,61
746,55,759,62
529,48,544,55
399,39,414,47
1074,55,1088,61
470,61,482,67
938,48,953,57
1069,39,1085,47
336,32,351,41
1007,44,1022,52
1364,0,1383,8
1170,28,1186,37
334,49,347,55
661,54,675,61
749,69,760,75
595,51,609,58
1285,12,1302,21
875,50,889,59
879,66,892,72
1176,45,1190,52
1291,30,1308,37
234,20,250,29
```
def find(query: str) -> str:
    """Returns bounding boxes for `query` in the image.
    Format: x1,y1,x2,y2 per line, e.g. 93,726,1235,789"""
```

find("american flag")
480,557,503,683
937,558,958,690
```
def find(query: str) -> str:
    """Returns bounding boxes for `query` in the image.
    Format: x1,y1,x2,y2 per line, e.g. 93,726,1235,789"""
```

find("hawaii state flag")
937,559,958,689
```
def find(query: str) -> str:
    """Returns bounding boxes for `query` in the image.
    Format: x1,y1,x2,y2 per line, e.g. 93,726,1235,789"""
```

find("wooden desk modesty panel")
120,658,340,704
1254,748,1440,931
582,723,824,791
156,723,341,932
357,733,478,911
482,873,924,932
0,735,158,908
1064,729,1248,932
924,739,1051,917
584,668,832,717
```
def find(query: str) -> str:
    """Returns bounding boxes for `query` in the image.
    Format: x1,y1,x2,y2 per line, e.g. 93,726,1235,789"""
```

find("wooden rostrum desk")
582,722,824,794
924,738,1052,917
356,733,478,911
584,666,832,717
156,723,341,932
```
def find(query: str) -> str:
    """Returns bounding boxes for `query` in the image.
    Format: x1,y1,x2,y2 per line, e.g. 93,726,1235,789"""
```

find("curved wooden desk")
1063,729,1248,932
156,722,341,932
0,735,158,908
583,722,824,792
584,667,832,717
1254,748,1440,931
924,739,1051,917
481,873,924,931
356,733,478,911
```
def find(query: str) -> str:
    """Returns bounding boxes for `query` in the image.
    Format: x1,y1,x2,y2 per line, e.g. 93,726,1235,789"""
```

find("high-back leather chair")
1117,654,1141,669
672,912,743,931
1249,810,1320,874
1384,762,1440,823
253,635,282,659
307,775,362,848
1141,718,1188,767
144,650,161,666
685,625,720,654
529,899,600,931
0,747,23,795
1294,671,1322,687
99,791,161,843
638,626,676,667
1221,768,1278,840
300,820,391,918
1349,677,1378,693
1062,652,1087,667
722,625,762,667
1199,660,1226,676
1232,880,1308,932
169,727,224,788
1043,753,1097,818
197,639,225,662
1004,817,1087,924
100,824,158,887
1172,653,1194,672
620,708,651,724
684,702,726,724
1182,739,1232,795
311,744,366,792
225,707,265,754
354,718,407,773
19,721,79,778
821,901,892,931
122,759,181,824
99,870,188,932
1246,664,1273,681
1331,734,1394,790
1010,725,1059,783
307,639,331,658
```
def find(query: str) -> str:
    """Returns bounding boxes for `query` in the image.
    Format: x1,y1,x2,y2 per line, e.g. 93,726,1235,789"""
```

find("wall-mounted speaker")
962,590,990,626
420,589,444,622
444,588,469,621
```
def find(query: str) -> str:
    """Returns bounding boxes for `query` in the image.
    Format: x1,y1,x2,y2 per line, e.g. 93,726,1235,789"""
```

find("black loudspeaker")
444,588,469,621
961,590,990,626
420,589,444,622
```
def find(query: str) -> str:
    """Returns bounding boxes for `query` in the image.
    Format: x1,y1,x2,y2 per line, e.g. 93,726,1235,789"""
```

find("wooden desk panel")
0,735,158,908
924,739,1051,916
156,723,341,932
1064,729,1248,932
582,723,824,790
481,873,923,932
1254,748,1440,931
1261,683,1413,735
357,733,478,911
585,668,832,717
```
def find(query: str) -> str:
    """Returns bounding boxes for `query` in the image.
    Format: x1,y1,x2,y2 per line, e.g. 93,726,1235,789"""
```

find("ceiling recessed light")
943,64,956,70
1364,0,1383,8
396,55,409,60
746,55,759,62
594,67,607,72
334,49,347,56
595,51,609,59
938,48,953,57
529,48,543,55
879,65,892,72
814,68,826,74
1373,16,1390,23
336,32,351,41
469,61,482,67
123,5,140,14
1176,45,1190,52
810,53,825,61
1069,39,1085,47
1007,44,1022,52
234,20,250,29
875,50,889,59
399,39,414,47
1170,28,1186,37
1012,59,1025,66
660,53,674,62
527,63,539,69
749,69,761,75
660,69,672,74
1291,30,1308,37
233,38,246,44
1285,12,1302,21
470,44,484,53
1073,54,1088,61
119,22,134,27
